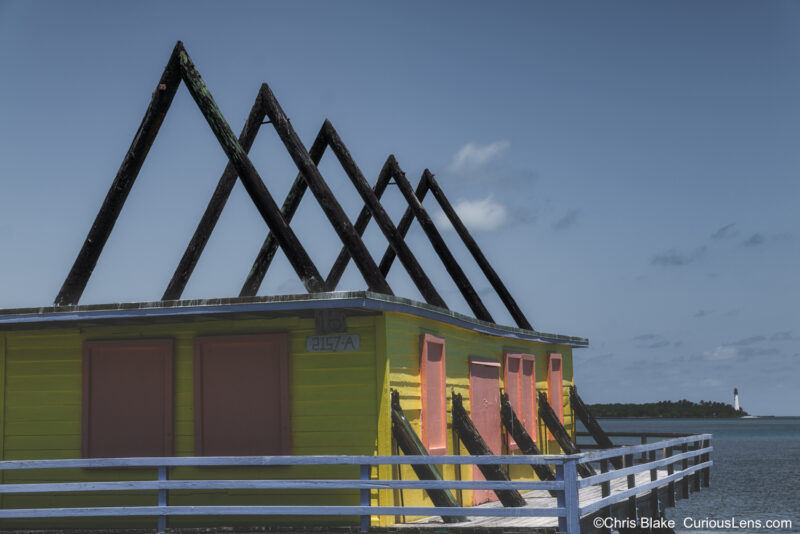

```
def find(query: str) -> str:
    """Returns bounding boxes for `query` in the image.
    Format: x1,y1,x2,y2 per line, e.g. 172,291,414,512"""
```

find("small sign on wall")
306,334,360,352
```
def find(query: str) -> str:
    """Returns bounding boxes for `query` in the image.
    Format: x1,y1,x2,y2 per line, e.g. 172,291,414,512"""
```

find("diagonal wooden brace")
537,391,596,478
451,392,527,507
390,390,466,523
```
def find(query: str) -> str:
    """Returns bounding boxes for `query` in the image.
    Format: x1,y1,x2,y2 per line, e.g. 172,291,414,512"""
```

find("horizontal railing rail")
0,435,712,534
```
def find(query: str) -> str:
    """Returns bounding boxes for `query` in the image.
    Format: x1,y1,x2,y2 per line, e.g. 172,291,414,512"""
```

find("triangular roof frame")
55,41,534,331
56,41,394,305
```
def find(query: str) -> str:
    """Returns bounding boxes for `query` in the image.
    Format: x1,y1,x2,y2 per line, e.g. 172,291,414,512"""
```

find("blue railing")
0,434,711,534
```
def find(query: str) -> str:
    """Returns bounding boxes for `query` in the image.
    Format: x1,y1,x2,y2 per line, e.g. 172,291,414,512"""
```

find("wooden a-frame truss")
55,41,533,331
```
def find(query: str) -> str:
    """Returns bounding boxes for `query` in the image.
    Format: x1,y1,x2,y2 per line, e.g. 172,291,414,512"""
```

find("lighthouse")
734,388,740,411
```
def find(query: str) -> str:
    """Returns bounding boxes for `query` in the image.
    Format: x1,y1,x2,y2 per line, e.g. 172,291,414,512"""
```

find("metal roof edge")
0,292,589,347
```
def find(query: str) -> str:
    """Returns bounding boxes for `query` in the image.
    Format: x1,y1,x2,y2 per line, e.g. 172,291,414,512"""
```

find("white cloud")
703,345,737,361
448,140,510,172
434,195,508,232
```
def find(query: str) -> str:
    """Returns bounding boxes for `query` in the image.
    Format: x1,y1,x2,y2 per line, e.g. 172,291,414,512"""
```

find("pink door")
469,359,501,505
547,353,563,441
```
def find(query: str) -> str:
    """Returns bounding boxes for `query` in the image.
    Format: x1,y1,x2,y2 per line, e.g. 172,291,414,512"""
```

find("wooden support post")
258,84,393,295
176,44,327,293
157,466,167,533
425,173,534,330
692,443,701,492
666,446,676,507
537,392,596,478
648,449,659,520
625,453,637,522
322,123,447,308
702,438,711,488
378,173,430,276
360,464,370,532
386,160,494,321
163,89,267,301
556,459,581,534
569,386,622,469
499,393,556,484
451,392,527,507
239,126,328,297
326,160,394,290
389,391,466,523
451,420,463,506
55,43,183,306
600,459,611,534
681,443,689,499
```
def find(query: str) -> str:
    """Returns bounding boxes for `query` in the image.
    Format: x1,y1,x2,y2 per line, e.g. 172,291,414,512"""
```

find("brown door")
469,359,501,505
83,339,174,458
194,334,290,456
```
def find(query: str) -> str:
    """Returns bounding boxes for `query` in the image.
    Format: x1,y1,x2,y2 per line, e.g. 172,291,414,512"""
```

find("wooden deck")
394,469,670,529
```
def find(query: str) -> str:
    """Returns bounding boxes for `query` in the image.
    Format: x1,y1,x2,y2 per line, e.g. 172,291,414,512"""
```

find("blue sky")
1,1,798,415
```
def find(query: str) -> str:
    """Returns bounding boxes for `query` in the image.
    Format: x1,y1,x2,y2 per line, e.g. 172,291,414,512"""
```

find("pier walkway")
0,434,711,534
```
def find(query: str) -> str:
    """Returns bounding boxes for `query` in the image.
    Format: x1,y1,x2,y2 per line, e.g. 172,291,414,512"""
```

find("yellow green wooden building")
0,42,590,529
0,291,587,528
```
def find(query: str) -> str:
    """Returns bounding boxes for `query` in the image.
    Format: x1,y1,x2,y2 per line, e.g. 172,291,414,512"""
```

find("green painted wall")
0,314,382,528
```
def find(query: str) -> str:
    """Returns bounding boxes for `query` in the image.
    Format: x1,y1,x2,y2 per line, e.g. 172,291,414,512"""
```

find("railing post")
648,449,659,520
557,457,581,534
600,458,611,534
681,443,689,499
666,446,676,507
692,442,701,492
640,436,647,461
625,453,637,521
157,466,167,534
360,464,370,532
702,438,711,488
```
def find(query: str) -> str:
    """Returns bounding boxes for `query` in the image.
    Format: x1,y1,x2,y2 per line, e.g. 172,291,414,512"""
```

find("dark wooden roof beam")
258,84,393,296
176,44,327,293
162,87,269,301
55,43,183,306
238,126,327,297
425,173,534,330
385,157,494,323
321,121,446,308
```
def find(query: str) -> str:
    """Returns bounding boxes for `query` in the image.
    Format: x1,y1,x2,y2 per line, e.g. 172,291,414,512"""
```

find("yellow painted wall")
381,311,574,521
0,309,578,529
0,314,383,529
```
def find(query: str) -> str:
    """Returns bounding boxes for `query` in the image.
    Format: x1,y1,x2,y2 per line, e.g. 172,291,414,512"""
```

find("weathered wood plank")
0,504,567,519
499,393,556,485
162,88,267,301
176,44,327,292
569,386,623,470
537,392,595,478
54,43,183,306
258,84,392,296
239,125,329,297
0,478,563,494
386,161,493,321
389,390,466,523
582,434,712,461
451,392,526,507
425,173,533,330
378,172,430,276
322,123,446,308
327,159,393,289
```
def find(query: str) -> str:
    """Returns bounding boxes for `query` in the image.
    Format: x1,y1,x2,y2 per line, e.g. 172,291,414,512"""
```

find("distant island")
587,399,748,418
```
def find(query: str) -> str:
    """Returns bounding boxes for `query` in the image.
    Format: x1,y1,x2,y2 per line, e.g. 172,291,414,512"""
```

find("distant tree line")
587,399,748,418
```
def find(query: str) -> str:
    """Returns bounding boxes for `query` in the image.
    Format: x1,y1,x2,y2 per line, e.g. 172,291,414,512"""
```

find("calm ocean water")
579,417,800,533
